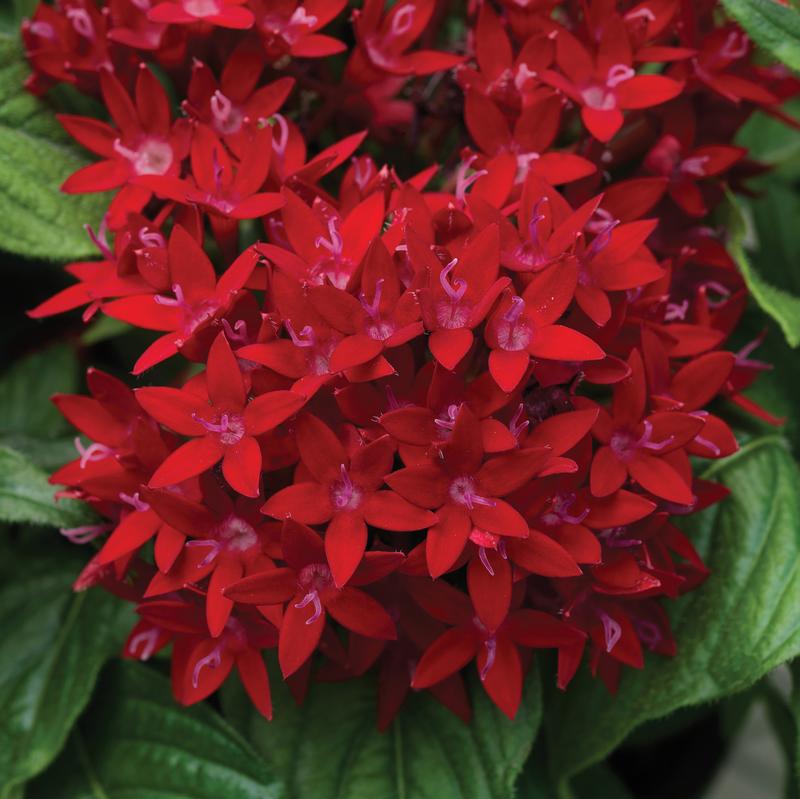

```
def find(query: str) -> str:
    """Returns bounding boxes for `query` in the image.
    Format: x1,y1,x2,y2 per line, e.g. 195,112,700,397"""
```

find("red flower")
148,0,255,30
224,519,399,677
386,404,567,577
263,413,436,586
58,64,191,228
103,226,259,373
540,23,683,141
136,331,306,495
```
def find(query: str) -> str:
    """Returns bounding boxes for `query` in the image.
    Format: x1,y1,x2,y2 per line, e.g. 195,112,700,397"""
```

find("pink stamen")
478,546,494,576
221,318,249,344
509,403,529,440
185,539,222,568
192,646,222,688
550,492,589,525
210,91,233,124
285,319,316,348
139,228,166,248
359,279,384,319
665,299,689,321
680,156,709,177
66,8,94,38
479,636,497,681
269,113,289,157
455,156,488,205
735,332,772,370
625,7,656,22
599,611,622,652
192,412,231,435
720,30,748,60
690,411,721,456
59,524,112,544
128,627,160,660
294,590,323,624
289,6,318,27
434,403,460,432
606,64,635,88
84,221,113,260
439,258,467,302
352,157,375,191
28,20,56,38
503,295,525,323
119,491,150,513
391,4,415,36
74,437,113,469
637,419,673,451
587,219,620,259
636,620,662,649
154,283,188,308
315,218,344,257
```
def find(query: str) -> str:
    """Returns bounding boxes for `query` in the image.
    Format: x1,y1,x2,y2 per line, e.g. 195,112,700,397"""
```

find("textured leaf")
0,343,77,438
0,446,92,527
721,0,800,71
726,192,800,348
545,436,800,792
222,660,542,799
0,33,110,260
0,545,131,797
27,662,283,799
0,343,79,467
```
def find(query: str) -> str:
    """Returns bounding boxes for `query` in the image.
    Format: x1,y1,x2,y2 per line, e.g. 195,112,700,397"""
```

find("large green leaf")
545,435,800,794
0,33,109,260
725,193,800,348
0,446,92,527
27,662,283,799
0,545,130,798
721,0,800,71
222,659,542,799
0,343,79,469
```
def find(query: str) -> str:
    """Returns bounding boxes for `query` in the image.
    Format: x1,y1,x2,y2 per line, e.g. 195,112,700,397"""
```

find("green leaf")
0,342,77,438
0,546,131,797
725,192,800,348
222,659,542,799
721,0,800,71
546,436,800,793
0,33,110,260
0,446,92,527
0,0,37,35
27,662,283,799
0,343,79,469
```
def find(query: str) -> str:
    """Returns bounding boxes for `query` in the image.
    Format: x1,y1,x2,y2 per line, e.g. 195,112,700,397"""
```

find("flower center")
449,476,496,511
435,258,472,329
539,492,588,526
183,0,222,17
192,411,246,445
210,91,243,135
609,420,673,461
330,464,363,510
215,515,258,553
114,137,173,176
495,296,532,351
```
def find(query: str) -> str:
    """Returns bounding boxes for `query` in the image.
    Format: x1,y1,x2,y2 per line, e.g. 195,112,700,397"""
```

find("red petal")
628,452,694,505
295,413,346,482
412,628,478,688
467,551,511,630
224,566,298,604
244,390,305,435
207,557,244,637
262,482,333,524
479,635,522,720
384,463,449,509
149,436,223,488
362,491,437,531
471,499,529,537
135,387,206,435
426,504,471,577
236,648,273,719
325,511,368,587
222,436,262,497
429,328,474,371
488,349,529,393
326,587,396,639
207,332,246,411
279,595,325,677
507,530,581,577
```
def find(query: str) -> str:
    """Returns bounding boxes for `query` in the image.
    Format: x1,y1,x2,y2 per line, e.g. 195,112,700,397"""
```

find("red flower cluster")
28,0,794,725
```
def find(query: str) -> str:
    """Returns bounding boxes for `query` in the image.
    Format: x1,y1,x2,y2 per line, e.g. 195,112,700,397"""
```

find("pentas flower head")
30,0,792,727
